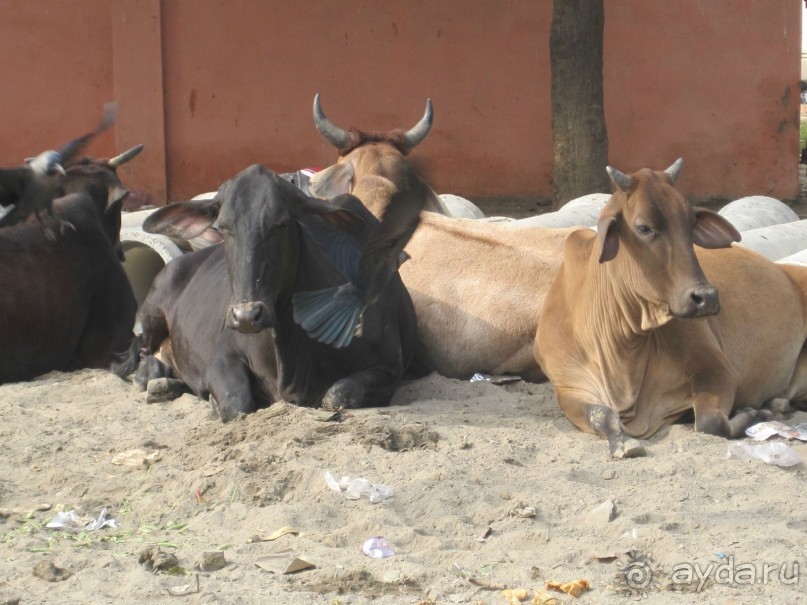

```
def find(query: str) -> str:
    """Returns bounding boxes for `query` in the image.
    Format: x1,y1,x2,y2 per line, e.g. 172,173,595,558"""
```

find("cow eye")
634,224,654,237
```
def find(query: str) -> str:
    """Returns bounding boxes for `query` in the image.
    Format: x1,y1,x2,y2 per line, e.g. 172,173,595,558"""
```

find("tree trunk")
550,0,610,209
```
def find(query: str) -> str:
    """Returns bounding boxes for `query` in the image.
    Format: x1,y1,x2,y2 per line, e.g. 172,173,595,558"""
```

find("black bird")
292,173,428,348
0,102,117,237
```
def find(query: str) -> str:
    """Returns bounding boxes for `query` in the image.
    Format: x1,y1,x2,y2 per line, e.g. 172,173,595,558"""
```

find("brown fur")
535,166,807,456
401,214,578,380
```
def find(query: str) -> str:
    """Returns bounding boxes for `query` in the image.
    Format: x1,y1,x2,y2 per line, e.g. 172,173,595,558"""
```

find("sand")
0,368,805,605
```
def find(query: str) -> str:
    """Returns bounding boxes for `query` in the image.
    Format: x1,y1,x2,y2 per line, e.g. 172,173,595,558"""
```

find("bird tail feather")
292,286,364,349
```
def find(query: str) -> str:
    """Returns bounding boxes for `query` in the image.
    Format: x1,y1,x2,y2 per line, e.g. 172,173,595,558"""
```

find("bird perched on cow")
0,102,117,238
292,171,428,348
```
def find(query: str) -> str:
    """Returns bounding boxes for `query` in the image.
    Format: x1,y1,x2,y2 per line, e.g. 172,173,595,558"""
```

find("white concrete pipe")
120,209,187,333
736,220,807,261
507,193,610,228
776,249,807,267
439,193,486,219
718,196,798,232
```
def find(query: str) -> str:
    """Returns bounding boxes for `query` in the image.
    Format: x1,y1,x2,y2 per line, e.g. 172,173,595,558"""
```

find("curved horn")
108,144,145,168
664,157,684,185
606,165,634,192
313,93,352,149
401,99,433,151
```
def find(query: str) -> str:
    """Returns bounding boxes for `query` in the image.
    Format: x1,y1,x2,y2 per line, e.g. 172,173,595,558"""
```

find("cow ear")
597,212,621,263
308,162,354,199
692,207,741,249
142,197,222,239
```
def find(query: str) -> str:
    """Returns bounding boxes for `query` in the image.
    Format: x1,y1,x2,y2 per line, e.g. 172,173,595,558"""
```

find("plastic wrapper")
324,471,394,503
745,421,807,441
361,536,395,559
726,441,802,467
469,373,521,384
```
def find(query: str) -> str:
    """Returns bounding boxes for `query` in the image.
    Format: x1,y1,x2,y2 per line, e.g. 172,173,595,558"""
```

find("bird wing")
56,102,117,165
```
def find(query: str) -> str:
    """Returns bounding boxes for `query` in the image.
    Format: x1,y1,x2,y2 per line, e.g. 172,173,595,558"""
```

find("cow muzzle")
676,283,720,318
227,301,273,333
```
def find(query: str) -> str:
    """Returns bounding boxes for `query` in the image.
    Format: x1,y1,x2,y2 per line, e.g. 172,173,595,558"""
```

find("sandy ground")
0,367,805,605
3,172,807,604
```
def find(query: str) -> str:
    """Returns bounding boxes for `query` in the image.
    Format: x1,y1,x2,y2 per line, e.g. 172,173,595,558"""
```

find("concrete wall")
0,0,799,206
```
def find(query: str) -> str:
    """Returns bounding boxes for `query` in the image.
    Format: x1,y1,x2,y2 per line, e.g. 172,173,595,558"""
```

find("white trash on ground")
324,471,394,503
361,536,395,559
726,442,802,467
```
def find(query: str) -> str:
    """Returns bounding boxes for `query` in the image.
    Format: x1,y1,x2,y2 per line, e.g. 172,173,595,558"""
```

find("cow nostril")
691,292,704,307
250,305,262,323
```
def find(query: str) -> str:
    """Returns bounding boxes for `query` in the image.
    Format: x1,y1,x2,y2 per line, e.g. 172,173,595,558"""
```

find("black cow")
127,164,417,422
0,150,140,383
0,187,137,383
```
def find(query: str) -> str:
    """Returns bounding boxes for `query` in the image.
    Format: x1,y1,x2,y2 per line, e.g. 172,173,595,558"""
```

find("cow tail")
110,333,143,380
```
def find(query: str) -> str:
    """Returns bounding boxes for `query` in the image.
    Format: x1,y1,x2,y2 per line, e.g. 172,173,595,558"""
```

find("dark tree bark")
550,0,610,209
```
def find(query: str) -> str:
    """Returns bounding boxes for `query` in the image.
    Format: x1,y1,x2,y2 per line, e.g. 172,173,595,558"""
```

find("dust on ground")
0,369,805,605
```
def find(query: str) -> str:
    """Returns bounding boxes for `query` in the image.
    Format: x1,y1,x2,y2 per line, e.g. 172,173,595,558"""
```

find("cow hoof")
322,380,365,410
145,378,186,403
765,398,791,416
134,355,172,392
610,437,647,460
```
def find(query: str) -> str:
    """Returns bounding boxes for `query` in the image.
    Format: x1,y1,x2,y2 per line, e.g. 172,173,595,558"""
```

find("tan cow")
535,159,807,458
400,214,578,381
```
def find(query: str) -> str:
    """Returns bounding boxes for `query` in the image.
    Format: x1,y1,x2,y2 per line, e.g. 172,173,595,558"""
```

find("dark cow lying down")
128,165,417,422
536,159,807,458
0,148,141,383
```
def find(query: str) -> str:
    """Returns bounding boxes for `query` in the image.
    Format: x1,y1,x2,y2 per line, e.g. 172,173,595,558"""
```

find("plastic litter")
745,421,807,442
324,471,394,503
46,508,118,531
469,373,522,385
361,536,395,559
726,441,802,467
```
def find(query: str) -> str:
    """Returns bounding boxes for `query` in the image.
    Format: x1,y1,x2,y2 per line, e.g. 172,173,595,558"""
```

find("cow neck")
577,251,674,409
270,223,327,402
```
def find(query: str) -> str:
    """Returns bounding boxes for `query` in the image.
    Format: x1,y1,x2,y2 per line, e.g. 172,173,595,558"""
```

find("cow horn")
606,166,634,192
401,99,433,151
108,144,145,168
313,93,352,149
664,157,684,185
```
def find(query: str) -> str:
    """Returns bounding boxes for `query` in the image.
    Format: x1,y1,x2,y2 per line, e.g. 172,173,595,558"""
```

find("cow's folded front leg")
206,353,258,422
691,370,740,437
321,369,399,410
555,387,645,459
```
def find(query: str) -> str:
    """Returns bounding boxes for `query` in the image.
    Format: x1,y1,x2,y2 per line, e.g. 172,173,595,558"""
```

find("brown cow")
310,93,575,380
535,159,807,458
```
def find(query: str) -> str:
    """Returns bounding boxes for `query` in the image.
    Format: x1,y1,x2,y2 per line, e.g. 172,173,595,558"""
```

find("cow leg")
134,354,173,392
322,369,399,410
554,388,645,459
692,392,770,439
206,353,258,422
782,348,807,407
689,368,753,438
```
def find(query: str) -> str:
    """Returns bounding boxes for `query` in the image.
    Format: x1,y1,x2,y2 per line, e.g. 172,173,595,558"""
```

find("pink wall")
160,0,552,200
0,0,799,206
604,0,800,201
